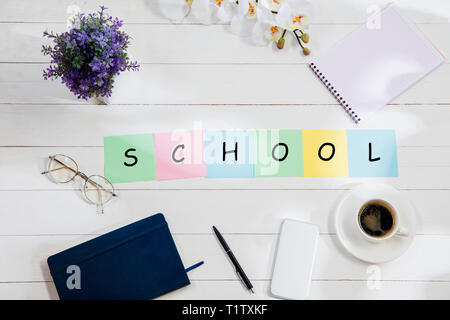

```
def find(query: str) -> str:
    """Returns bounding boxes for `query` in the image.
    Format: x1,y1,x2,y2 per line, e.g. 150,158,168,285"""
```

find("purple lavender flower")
42,6,140,100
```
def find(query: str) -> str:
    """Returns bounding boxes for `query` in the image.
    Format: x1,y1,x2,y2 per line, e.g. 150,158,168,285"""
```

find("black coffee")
359,201,395,238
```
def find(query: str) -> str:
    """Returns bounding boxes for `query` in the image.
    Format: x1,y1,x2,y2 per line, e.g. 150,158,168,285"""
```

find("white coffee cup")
356,199,409,242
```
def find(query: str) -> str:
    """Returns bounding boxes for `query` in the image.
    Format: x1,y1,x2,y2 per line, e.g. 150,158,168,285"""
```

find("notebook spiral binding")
308,62,360,123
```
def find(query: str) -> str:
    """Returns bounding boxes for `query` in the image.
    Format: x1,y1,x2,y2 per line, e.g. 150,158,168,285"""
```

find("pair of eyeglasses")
41,154,117,214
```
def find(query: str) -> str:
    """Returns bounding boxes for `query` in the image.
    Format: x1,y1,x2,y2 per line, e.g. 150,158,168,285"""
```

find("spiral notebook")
309,4,445,123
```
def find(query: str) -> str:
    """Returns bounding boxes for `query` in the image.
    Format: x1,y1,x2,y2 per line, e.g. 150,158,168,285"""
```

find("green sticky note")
104,134,156,183
255,130,304,177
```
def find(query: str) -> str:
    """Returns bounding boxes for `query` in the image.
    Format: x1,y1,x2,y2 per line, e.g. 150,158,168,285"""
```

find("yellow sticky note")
302,130,349,177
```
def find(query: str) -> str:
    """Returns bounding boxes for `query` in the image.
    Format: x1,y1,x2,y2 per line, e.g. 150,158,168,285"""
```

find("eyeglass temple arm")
42,156,117,197
41,156,79,175
97,188,104,214
41,167,67,175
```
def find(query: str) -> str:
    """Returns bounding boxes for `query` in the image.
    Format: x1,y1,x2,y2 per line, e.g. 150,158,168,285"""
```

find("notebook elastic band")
185,261,204,273
309,62,361,123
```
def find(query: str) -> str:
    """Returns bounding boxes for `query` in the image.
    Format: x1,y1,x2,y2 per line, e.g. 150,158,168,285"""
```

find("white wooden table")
1,0,450,300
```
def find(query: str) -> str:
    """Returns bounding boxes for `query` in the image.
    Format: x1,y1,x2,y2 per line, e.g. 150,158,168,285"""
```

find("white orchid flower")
238,0,259,19
276,0,314,31
159,0,192,22
252,23,285,46
190,0,218,24
160,0,313,55
215,0,237,23
230,3,284,46
231,1,277,41
250,7,284,46
190,0,236,24
230,0,258,37
259,0,286,12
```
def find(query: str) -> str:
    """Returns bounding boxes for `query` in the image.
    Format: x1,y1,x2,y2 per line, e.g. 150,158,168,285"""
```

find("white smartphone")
270,219,320,300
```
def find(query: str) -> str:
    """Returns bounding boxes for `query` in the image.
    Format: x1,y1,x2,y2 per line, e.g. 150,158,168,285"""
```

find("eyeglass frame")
41,154,117,213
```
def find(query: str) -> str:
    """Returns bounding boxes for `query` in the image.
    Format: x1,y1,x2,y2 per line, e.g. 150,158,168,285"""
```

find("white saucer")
334,183,417,264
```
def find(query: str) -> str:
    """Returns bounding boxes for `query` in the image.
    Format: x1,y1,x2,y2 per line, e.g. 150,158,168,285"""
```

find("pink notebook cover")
309,4,445,123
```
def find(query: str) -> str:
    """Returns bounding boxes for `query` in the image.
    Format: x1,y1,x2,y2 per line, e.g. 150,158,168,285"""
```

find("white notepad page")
310,4,445,123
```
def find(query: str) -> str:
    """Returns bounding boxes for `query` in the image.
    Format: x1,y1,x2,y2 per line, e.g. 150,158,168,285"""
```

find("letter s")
124,148,138,167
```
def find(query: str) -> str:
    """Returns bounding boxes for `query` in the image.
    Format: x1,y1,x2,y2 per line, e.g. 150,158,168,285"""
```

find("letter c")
172,144,185,163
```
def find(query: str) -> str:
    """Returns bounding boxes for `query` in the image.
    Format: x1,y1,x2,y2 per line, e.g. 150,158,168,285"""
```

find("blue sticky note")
204,130,254,178
347,130,398,177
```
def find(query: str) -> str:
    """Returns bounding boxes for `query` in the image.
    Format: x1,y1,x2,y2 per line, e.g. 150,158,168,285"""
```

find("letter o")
271,143,288,162
318,142,335,161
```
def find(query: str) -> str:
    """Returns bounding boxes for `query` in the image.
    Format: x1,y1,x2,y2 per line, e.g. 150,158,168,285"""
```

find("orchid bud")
276,37,285,49
300,33,309,43
302,47,311,55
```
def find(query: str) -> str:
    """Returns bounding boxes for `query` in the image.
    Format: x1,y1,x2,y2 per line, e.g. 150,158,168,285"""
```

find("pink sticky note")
153,130,206,180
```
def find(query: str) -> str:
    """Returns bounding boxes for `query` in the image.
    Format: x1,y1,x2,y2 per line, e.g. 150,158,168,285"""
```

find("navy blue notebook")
48,213,198,300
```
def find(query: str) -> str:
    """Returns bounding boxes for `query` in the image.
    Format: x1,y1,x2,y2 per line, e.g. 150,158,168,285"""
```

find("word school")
104,129,398,183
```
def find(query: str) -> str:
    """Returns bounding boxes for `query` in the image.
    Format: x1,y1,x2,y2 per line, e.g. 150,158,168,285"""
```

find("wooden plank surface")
1,145,450,190
2,23,450,63
1,189,450,235
2,105,450,146
0,0,449,300
1,0,449,24
1,234,450,282
3,280,450,300
1,64,450,105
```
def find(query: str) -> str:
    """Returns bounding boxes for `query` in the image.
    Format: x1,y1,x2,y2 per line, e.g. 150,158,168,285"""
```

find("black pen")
212,226,254,294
